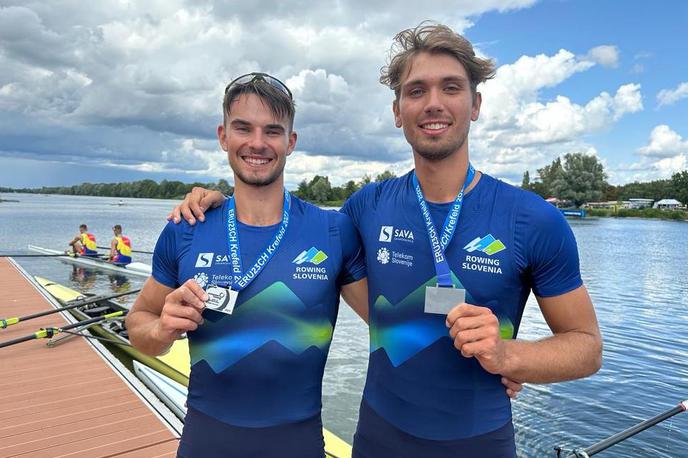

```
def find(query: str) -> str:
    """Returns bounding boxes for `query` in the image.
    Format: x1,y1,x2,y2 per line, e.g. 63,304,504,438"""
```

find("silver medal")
204,285,237,315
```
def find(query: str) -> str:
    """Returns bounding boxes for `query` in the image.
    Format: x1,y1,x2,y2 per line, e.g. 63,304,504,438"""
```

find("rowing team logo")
463,234,505,256
292,247,329,281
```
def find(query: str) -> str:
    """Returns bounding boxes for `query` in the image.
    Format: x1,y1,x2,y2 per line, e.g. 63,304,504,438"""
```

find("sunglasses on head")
225,72,293,100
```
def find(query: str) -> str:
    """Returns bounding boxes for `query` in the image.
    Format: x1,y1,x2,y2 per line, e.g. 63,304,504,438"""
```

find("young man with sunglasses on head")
168,23,602,458
126,73,368,458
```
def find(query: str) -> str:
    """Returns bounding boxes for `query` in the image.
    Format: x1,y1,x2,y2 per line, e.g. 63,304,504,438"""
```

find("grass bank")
585,207,688,220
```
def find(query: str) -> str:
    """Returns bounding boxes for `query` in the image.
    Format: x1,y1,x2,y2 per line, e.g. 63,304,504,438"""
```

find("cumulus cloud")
638,125,688,158
585,45,620,68
614,125,688,182
657,82,688,107
0,0,652,188
471,47,642,183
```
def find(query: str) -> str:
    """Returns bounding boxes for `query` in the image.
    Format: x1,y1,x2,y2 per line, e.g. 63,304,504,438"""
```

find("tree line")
1,179,234,200
293,171,396,204
3,157,685,208
521,153,688,207
0,171,398,204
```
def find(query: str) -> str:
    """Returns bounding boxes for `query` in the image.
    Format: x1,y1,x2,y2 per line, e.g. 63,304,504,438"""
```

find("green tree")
521,171,531,190
309,176,332,203
295,179,310,200
215,179,233,196
547,153,608,207
536,157,565,198
672,170,688,205
343,180,359,199
375,170,396,182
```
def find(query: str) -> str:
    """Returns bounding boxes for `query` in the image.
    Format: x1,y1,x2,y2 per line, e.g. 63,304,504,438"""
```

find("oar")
0,253,86,258
97,245,154,255
0,287,141,329
557,400,688,457
0,311,125,349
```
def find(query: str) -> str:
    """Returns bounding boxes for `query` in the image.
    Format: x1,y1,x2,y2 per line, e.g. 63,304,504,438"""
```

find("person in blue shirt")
126,73,368,458
168,22,602,458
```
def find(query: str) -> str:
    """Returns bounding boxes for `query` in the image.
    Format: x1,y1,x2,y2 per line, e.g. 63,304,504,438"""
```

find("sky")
1,0,687,189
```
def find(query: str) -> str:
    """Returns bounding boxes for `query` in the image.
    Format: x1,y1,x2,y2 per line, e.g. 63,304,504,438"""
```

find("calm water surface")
1,193,686,456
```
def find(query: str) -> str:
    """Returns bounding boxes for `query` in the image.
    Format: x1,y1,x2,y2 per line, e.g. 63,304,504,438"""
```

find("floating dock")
0,258,181,458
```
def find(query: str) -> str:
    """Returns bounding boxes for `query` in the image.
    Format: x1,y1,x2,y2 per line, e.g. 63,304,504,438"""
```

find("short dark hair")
380,22,496,101
79,224,87,230
223,79,296,131
113,224,122,232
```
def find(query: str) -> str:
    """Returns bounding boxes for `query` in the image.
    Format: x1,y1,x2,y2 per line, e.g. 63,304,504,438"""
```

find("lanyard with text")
226,189,291,291
413,164,475,313
204,190,291,316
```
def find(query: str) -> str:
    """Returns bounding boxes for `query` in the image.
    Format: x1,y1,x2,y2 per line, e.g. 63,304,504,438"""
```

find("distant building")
627,198,654,209
583,201,620,209
545,197,573,208
653,198,682,210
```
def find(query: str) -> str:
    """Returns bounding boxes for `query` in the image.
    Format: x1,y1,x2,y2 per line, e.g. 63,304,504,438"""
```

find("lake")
1,193,686,456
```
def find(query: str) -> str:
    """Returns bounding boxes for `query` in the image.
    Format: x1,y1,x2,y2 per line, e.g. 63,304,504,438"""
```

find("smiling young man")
126,73,367,458
341,24,601,458
167,23,602,458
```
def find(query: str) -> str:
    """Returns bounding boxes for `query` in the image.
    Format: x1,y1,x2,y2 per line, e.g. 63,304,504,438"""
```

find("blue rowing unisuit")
341,171,582,456
152,196,366,456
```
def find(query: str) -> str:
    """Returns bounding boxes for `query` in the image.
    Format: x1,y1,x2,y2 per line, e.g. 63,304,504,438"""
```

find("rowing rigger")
0,288,141,329
0,311,125,349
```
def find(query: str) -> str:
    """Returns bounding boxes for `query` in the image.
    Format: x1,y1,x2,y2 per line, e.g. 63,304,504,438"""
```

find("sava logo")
195,252,214,268
379,226,393,242
378,225,414,243
214,254,230,265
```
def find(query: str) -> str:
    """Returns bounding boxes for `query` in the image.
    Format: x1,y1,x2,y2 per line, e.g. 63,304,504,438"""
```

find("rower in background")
68,224,98,257
108,224,132,266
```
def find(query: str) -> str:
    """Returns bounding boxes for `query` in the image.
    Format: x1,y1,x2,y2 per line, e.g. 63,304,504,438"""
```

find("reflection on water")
2,195,686,456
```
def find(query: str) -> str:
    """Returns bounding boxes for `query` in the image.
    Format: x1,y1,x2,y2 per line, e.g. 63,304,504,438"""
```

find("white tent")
653,199,682,209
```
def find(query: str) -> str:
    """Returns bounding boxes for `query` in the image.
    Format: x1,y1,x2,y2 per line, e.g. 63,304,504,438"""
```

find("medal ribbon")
412,164,475,287
226,189,291,291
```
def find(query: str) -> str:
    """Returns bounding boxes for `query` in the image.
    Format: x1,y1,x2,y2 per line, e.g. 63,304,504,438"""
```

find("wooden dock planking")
0,258,179,458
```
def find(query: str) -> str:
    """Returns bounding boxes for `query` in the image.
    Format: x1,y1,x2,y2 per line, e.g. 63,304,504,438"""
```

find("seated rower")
68,224,99,257
109,224,132,266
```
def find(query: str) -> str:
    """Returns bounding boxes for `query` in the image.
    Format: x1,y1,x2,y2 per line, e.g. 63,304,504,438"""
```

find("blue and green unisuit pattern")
152,196,365,456
342,171,582,456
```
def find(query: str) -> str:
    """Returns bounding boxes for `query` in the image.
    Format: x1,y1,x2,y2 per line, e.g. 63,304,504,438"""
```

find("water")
1,194,687,456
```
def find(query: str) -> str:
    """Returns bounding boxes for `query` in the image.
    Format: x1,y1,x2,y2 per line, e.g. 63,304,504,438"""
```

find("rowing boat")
28,245,152,278
131,361,353,458
36,277,353,457
35,276,189,384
